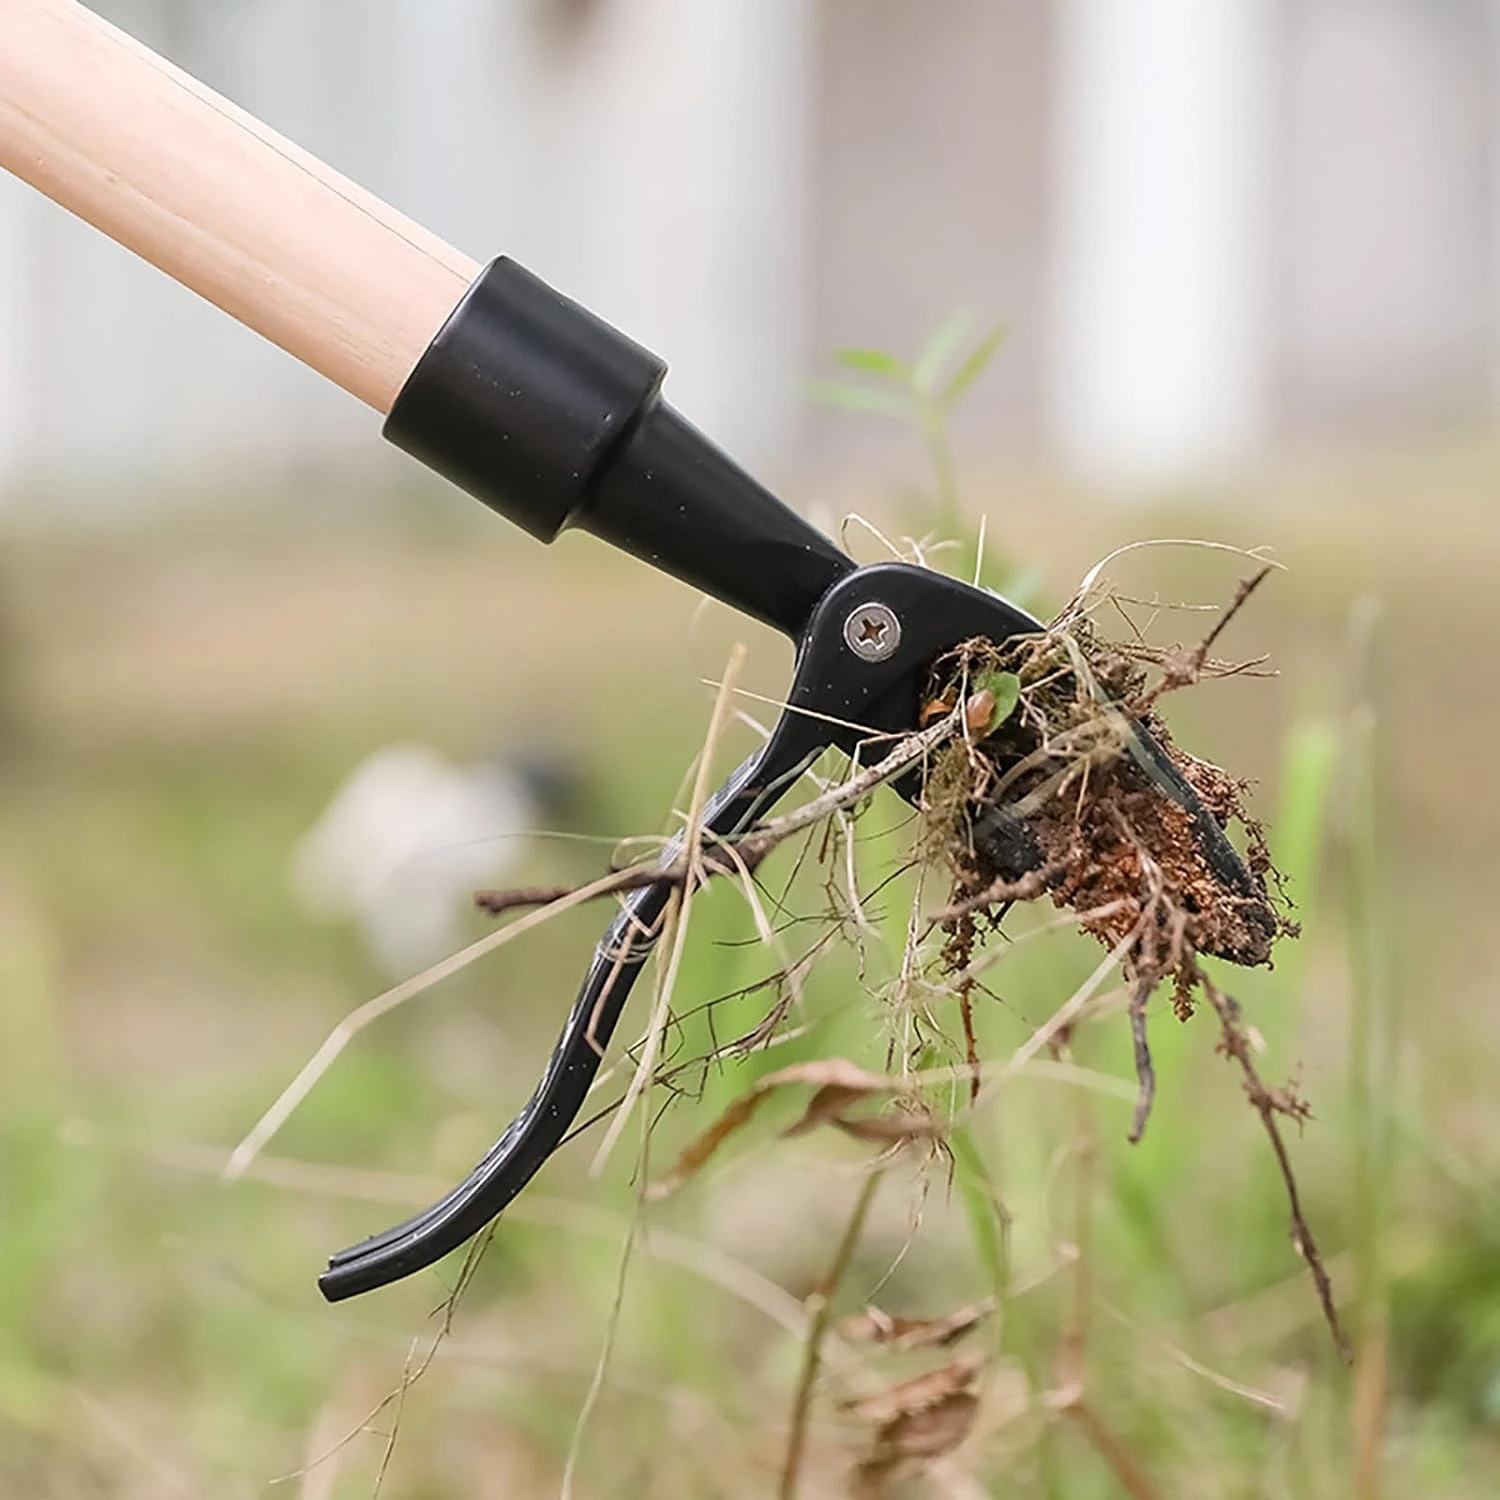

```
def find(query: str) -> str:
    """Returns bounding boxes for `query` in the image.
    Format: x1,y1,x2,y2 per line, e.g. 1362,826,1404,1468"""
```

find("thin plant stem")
1344,597,1392,1492
920,398,962,541
591,643,746,1171
1061,1402,1164,1500
779,1169,884,1500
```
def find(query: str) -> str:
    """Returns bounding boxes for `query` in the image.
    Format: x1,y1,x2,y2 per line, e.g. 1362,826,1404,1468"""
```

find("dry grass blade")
1003,926,1142,1078
1059,537,1282,626
474,712,960,923
566,644,753,1497
231,660,958,1186
589,643,747,1174
1194,965,1352,1362
223,859,671,1180
559,1193,638,1500
73,1388,201,1498
780,1169,886,1500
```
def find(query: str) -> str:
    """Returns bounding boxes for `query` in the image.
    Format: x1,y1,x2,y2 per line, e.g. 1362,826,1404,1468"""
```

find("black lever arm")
319,688,830,1300
317,564,1056,1300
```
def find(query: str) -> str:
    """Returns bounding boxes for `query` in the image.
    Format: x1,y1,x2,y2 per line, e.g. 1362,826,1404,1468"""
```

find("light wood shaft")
0,0,481,413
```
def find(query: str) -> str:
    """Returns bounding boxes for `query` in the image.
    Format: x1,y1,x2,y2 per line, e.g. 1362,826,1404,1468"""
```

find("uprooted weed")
625,561,1349,1495
268,554,1339,1496
912,564,1348,1359
927,568,1296,1132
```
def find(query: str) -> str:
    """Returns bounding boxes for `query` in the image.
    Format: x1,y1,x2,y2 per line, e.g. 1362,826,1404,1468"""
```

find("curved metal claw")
318,713,827,1301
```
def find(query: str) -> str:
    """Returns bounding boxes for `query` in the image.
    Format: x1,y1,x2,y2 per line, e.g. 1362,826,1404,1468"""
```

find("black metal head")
316,259,1268,1301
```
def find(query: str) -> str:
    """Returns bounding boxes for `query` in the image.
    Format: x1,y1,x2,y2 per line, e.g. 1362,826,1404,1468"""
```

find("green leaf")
971,669,1021,732
804,380,910,416
942,325,1008,407
832,347,909,380
913,309,974,396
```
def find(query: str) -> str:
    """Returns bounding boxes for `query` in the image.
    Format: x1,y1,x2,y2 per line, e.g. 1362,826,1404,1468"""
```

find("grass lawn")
4,448,1500,1497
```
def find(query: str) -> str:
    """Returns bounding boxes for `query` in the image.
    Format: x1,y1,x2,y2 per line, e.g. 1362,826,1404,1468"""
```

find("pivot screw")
843,602,901,663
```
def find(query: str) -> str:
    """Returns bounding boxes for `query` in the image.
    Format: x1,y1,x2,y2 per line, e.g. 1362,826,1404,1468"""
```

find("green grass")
4,474,1500,1497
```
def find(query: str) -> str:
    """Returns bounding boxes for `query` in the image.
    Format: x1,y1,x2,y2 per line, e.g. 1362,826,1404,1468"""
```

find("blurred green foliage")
2,449,1499,1496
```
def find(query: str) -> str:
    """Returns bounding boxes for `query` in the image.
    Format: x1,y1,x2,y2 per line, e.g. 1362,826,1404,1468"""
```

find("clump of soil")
927,618,1293,986
915,589,1349,1359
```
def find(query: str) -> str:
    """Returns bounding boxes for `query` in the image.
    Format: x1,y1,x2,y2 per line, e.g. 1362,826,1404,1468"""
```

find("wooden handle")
0,0,481,413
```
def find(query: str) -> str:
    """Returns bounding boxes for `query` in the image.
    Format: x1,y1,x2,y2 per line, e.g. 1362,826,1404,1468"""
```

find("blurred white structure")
0,0,808,499
1050,0,1272,486
291,743,544,980
0,0,1496,500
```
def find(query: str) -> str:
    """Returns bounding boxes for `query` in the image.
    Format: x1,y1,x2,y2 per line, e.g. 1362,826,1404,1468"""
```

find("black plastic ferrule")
384,258,665,545
383,258,852,639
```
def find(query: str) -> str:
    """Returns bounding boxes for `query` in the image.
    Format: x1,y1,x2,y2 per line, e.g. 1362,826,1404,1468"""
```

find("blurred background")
7,0,1499,497
4,1,1500,1496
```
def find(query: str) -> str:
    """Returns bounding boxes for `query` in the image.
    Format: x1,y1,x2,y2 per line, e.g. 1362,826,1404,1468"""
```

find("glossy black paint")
384,257,852,639
321,566,1046,1300
325,260,1269,1303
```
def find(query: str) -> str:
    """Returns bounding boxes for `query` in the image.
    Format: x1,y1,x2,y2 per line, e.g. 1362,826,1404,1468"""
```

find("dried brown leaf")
643,1090,771,1202
773,1059,896,1096
873,1390,980,1461
840,1350,984,1426
784,1083,880,1138
839,1300,994,1351
834,1101,944,1145
646,1058,900,1201
851,1386,981,1497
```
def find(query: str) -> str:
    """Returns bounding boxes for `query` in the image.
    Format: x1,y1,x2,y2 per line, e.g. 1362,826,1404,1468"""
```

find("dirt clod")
931,621,1291,979
912,580,1348,1359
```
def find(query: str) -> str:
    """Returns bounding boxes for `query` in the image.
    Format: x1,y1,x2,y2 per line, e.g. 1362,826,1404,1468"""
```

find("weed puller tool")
1,0,1268,1300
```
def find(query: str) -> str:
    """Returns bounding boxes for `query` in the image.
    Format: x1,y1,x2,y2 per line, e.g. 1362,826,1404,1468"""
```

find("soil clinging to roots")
931,622,1293,980
915,580,1347,1363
